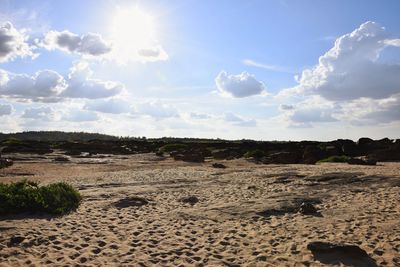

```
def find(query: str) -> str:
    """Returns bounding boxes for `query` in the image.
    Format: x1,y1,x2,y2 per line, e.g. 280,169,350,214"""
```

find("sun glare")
111,7,156,59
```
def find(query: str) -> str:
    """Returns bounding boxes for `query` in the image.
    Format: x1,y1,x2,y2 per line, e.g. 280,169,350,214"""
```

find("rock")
179,196,199,205
347,157,376,166
262,151,301,164
298,202,318,215
114,197,148,208
53,156,70,162
212,163,226,168
0,158,13,169
173,152,204,163
302,146,325,164
8,236,25,247
307,241,377,266
357,137,374,146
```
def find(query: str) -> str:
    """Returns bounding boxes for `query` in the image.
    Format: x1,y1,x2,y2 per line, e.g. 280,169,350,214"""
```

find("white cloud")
0,62,124,102
279,104,294,111
0,21,35,62
21,106,55,120
136,101,179,119
137,46,169,62
242,59,291,73
62,62,124,99
63,109,99,122
216,71,266,98
42,30,111,57
280,21,400,101
224,112,257,127
190,112,211,120
0,104,12,116
84,98,132,114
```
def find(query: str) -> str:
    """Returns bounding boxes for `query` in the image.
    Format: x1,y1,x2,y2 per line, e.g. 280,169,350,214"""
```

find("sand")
0,153,399,266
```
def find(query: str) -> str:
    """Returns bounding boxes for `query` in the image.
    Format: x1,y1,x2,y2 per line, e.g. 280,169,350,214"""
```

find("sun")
111,6,156,59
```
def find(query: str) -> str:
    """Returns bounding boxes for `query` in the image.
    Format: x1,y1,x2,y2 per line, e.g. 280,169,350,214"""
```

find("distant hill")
0,131,121,142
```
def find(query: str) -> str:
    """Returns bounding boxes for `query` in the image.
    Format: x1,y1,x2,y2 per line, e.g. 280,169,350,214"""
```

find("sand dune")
1,154,399,266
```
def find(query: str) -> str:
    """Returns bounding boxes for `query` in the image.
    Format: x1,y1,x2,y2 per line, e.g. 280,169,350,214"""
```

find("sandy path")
0,154,399,266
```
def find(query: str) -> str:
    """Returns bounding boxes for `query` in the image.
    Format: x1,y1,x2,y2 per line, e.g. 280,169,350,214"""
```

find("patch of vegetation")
0,180,81,215
317,155,351,163
244,149,266,159
159,143,188,153
1,137,23,146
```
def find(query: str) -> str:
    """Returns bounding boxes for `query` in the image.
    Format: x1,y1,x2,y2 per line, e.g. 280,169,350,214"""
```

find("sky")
0,0,399,140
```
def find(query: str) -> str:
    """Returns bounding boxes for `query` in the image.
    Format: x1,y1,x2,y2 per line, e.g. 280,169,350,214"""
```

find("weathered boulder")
298,202,318,215
211,148,242,160
0,158,13,169
179,196,199,205
347,157,376,166
302,146,325,164
262,151,301,164
212,163,227,168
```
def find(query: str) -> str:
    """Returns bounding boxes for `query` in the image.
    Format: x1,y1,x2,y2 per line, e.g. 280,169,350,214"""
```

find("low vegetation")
0,180,81,215
159,143,188,153
317,155,351,163
244,149,266,159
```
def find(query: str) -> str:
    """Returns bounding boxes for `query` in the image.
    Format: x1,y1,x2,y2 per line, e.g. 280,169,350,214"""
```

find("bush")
159,144,188,153
244,149,265,159
0,180,81,215
1,138,23,146
317,155,351,163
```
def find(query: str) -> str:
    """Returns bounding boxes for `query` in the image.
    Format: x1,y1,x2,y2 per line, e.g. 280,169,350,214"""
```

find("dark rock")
173,152,204,163
0,158,13,169
307,241,377,267
8,236,25,247
53,156,70,162
302,146,325,164
262,151,301,164
114,197,148,208
298,202,318,215
357,137,374,146
347,158,376,166
179,196,199,205
212,163,226,168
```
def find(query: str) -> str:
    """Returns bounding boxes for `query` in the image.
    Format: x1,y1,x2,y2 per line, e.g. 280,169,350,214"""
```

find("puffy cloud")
0,104,12,116
136,101,179,119
137,46,169,62
84,98,132,114
343,95,400,125
0,69,66,102
21,106,55,120
224,112,256,127
290,107,338,124
281,21,400,101
42,30,111,56
0,21,35,62
0,62,124,102
215,71,266,98
62,62,124,99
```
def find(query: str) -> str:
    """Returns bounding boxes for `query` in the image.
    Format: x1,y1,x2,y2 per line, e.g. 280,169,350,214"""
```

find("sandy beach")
0,153,399,266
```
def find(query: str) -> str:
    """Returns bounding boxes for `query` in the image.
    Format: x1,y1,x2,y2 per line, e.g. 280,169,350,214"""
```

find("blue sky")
0,0,399,140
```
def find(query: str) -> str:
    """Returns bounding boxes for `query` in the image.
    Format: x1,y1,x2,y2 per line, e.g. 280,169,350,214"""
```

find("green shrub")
0,180,81,215
1,138,23,146
159,144,188,153
244,149,265,159
317,155,350,163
